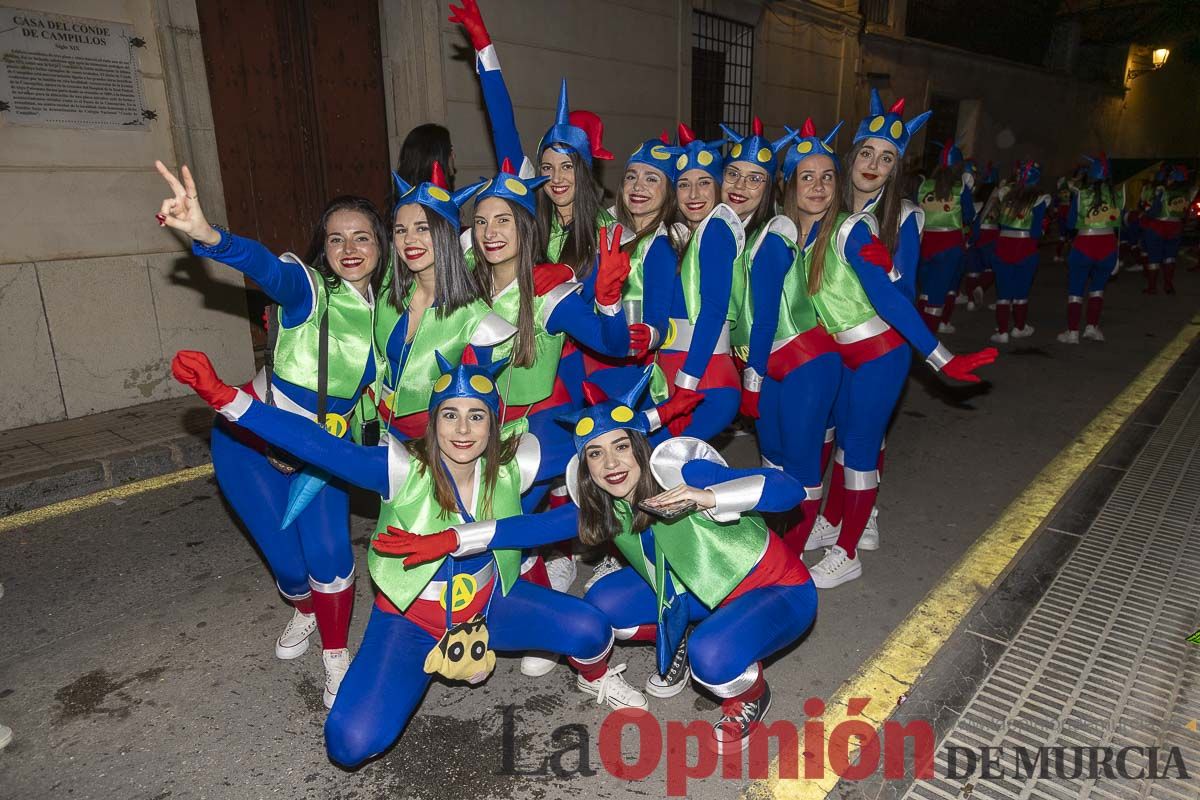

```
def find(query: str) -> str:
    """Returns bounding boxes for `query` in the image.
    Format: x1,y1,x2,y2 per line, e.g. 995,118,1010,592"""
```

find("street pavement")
1,253,1197,799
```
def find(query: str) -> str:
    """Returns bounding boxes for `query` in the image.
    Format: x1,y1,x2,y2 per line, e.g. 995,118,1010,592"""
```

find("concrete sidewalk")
0,394,214,516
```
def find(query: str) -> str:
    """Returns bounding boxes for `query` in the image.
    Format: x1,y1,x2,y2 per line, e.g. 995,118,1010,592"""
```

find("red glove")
447,0,491,51
261,307,270,332
594,225,631,307
373,526,459,566
857,234,893,271
656,387,704,437
627,323,656,358
739,387,761,419
171,351,237,409
941,347,998,383
532,262,573,295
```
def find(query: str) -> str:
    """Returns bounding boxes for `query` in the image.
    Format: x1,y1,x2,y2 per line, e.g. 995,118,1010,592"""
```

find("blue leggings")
326,580,614,767
756,353,842,487
918,246,966,301
210,420,353,597
964,244,992,276
1142,228,1181,264
585,566,816,690
831,347,910,472
993,255,1038,302
1067,248,1116,297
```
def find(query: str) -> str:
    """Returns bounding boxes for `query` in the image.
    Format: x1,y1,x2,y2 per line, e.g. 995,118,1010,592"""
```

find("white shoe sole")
0,725,11,751
711,694,772,754
804,524,841,551
520,653,559,677
645,669,691,699
576,678,648,710
323,688,336,710
810,560,863,589
857,532,879,551
275,636,311,661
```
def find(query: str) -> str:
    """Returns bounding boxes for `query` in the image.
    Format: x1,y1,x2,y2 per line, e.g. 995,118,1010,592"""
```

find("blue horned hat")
558,366,655,456
1017,160,1042,187
626,131,680,182
1081,152,1110,181
429,350,510,418
674,123,726,183
781,117,844,181
937,138,963,168
853,88,932,157
720,116,796,179
536,79,614,169
392,161,487,226
474,157,550,217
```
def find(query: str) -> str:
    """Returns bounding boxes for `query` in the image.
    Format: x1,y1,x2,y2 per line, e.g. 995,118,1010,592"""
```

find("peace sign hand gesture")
154,160,220,246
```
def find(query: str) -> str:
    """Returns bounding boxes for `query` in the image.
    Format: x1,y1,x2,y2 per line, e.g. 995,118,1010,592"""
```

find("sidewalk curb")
0,435,211,517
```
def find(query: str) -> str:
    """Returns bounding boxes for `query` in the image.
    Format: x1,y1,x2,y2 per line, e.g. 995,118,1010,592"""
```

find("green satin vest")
489,283,565,406
917,178,963,230
1074,185,1123,231
1152,187,1192,222
728,225,765,352
775,238,819,341
808,213,878,334
273,264,374,400
546,208,617,264
610,498,769,613
368,453,524,612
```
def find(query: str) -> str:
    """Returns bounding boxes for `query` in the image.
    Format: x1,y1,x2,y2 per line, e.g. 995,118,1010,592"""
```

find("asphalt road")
1,251,1197,800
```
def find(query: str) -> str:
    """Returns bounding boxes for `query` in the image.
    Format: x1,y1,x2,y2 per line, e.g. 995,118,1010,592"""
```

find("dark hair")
397,123,454,189
389,206,489,314
1082,177,1113,218
1001,183,1041,222
615,168,678,255
743,177,778,235
304,196,387,293
781,165,843,296
574,431,659,546
406,405,519,520
932,163,965,204
471,199,540,368
843,140,907,252
537,147,603,278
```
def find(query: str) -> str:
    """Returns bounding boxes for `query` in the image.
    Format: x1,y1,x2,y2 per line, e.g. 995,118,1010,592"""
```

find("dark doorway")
197,0,390,345
921,93,960,173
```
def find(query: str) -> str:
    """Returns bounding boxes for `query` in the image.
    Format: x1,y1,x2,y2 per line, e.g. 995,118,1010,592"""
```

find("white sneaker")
0,723,11,751
576,663,648,710
275,608,317,660
937,322,956,334
1056,330,1080,344
1082,325,1105,342
954,293,967,305
972,286,984,307
1010,324,1035,339
858,508,880,551
987,302,996,311
520,653,559,677
584,554,623,592
809,545,863,589
804,515,841,551
545,553,578,593
322,648,351,710
989,331,1010,344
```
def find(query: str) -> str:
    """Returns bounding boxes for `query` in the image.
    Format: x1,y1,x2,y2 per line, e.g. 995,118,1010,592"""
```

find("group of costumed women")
154,0,998,762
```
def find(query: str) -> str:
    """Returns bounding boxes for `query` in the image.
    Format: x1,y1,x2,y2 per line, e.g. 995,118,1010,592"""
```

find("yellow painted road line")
0,464,214,535
759,320,1198,799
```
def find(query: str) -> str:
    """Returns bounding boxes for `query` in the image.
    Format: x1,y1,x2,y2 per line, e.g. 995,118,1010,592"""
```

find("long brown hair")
537,148,604,279
405,406,520,521
843,140,906,252
472,200,541,368
389,210,489,314
575,431,658,546
782,167,843,296
1001,183,1041,223
932,163,965,204
616,177,678,257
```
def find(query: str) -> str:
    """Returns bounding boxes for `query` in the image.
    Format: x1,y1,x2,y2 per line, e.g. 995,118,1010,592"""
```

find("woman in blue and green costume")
1141,163,1197,295
717,116,797,369
376,161,518,441
434,368,817,753
656,123,744,441
738,119,843,555
154,161,381,709
914,138,974,333
170,349,650,769
782,148,997,590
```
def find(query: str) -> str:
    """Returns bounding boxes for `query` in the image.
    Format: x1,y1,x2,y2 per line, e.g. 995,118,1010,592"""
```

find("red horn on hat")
752,116,764,136
660,129,671,144
677,123,697,145
430,161,448,189
581,382,609,406
888,97,906,115
800,118,817,138
569,110,614,160
500,157,515,174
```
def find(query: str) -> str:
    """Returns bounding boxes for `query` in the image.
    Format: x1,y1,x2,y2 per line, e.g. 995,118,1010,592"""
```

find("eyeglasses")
723,167,768,186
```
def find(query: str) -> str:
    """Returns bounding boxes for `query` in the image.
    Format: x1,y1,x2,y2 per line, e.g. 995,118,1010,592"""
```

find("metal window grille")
859,0,891,25
691,11,753,141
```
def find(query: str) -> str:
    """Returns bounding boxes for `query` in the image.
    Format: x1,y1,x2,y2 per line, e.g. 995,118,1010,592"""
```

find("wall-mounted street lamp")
1127,47,1170,81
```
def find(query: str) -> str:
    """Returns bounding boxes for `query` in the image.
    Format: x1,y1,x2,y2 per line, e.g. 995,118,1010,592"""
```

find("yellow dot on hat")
797,141,813,154
868,116,885,133
504,178,527,195
433,374,452,392
650,145,669,160
698,151,714,166
731,143,743,158
575,417,595,437
610,405,634,423
427,187,451,202
890,120,903,139
757,147,772,163
676,155,688,170
469,375,495,393
822,143,833,152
